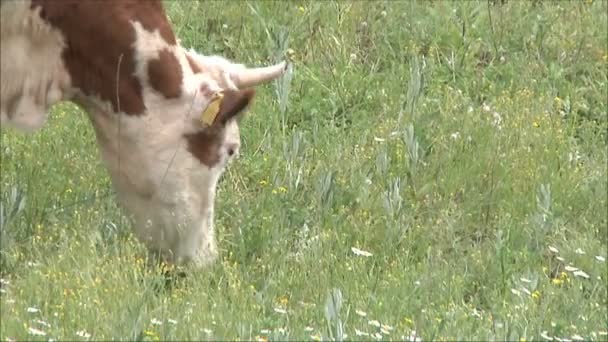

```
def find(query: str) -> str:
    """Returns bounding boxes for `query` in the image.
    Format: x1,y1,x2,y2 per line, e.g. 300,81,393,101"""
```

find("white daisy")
352,247,373,257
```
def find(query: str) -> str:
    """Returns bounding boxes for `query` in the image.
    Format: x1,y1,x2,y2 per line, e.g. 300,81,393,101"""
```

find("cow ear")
215,88,255,125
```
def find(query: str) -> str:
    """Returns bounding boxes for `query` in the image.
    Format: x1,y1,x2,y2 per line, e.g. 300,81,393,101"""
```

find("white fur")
184,49,248,91
81,21,243,267
1,2,244,267
0,0,71,131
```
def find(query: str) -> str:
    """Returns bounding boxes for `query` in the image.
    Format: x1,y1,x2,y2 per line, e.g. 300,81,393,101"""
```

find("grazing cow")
0,0,289,267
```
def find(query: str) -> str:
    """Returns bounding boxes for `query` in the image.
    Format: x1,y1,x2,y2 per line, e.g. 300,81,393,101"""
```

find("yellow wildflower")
273,186,288,194
310,333,322,341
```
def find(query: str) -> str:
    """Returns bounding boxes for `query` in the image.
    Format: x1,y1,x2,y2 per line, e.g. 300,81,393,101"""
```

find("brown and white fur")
1,0,288,267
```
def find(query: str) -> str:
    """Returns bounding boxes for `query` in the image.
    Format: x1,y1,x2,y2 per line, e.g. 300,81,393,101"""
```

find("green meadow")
1,1,606,340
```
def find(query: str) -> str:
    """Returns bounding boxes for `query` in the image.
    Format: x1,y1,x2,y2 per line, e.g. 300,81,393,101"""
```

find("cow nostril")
226,143,239,157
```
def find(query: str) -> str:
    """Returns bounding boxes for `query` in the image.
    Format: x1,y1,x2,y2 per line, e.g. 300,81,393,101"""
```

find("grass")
1,0,607,341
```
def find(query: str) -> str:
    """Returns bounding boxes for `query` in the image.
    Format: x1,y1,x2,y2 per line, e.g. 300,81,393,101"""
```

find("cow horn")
230,61,288,88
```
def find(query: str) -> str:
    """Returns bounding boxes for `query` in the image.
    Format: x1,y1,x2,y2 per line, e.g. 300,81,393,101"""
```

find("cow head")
0,0,290,268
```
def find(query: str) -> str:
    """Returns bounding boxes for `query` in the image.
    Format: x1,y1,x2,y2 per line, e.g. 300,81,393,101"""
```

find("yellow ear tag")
200,92,224,126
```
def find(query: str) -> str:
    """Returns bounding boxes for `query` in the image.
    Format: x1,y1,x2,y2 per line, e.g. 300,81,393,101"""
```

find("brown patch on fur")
134,1,176,45
4,94,20,120
185,89,255,167
185,54,202,74
30,0,178,115
184,128,223,167
148,49,182,99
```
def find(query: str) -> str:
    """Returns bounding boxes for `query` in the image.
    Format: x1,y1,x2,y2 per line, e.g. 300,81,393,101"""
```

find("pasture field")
1,1,607,341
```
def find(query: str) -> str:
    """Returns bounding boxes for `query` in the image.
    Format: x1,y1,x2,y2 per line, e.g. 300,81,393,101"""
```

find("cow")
0,0,290,268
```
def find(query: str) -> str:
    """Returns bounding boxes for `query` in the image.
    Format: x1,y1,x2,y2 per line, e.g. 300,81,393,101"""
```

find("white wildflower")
571,335,584,341
352,247,373,257
511,288,521,296
355,309,367,317
450,132,461,140
34,319,50,328
150,318,162,325
541,331,553,340
167,319,177,325
368,320,381,327
564,265,579,272
573,270,590,279
374,137,386,142
568,151,582,163
409,330,422,342
482,103,491,112
595,256,605,262
0,278,9,286
355,329,369,336
203,328,213,335
28,327,46,336
574,248,585,255
548,246,559,253
274,307,287,314
520,277,532,283
492,111,502,129
76,330,91,339
260,329,271,334
304,327,314,332
556,256,565,262
520,287,531,296
373,332,383,340
26,307,40,313
380,10,387,17
381,324,394,331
